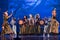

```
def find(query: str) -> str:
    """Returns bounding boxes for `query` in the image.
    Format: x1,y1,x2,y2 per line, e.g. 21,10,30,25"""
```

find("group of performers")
19,8,59,35
1,8,59,39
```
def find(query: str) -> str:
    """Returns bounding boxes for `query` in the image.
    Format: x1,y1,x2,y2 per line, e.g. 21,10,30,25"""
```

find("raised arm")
8,14,12,18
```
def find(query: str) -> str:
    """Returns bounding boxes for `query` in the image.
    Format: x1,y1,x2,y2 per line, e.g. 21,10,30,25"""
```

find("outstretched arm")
8,14,12,18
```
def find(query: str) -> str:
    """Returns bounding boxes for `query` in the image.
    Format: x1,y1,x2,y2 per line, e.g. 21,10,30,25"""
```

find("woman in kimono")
1,11,13,40
19,16,29,34
2,11,13,34
23,16,29,34
35,14,40,34
50,8,59,40
28,14,35,34
50,8,59,34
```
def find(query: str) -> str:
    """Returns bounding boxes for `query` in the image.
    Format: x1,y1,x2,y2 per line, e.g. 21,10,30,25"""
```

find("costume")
2,15,12,34
10,18,17,34
50,17,59,33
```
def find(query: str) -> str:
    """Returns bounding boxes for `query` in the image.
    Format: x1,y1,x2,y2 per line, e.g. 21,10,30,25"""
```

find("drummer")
19,19,24,34
39,19,45,34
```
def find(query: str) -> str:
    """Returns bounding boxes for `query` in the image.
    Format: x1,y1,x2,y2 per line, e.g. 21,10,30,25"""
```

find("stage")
0,34,60,40
0,0,60,40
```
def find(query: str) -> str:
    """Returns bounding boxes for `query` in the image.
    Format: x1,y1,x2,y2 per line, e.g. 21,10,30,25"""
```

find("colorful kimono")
23,19,29,34
28,18,35,34
2,16,12,34
19,19,29,34
20,25,26,34
50,18,59,33
35,18,40,34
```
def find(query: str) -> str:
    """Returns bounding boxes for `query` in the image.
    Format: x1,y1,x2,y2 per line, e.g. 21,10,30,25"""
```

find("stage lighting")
22,0,42,9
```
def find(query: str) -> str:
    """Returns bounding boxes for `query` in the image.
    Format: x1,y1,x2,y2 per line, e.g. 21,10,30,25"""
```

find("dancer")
2,11,13,34
43,17,51,39
50,8,59,34
40,19,45,34
19,19,24,34
28,14,35,34
50,8,59,40
23,16,29,34
10,17,17,38
35,14,40,34
1,11,13,40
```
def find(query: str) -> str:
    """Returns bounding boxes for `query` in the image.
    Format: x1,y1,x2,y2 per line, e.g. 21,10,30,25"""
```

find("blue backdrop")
0,0,60,32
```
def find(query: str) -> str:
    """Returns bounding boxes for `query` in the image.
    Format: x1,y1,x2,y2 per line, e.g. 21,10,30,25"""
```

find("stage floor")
0,34,60,40
19,34,60,40
0,34,17,40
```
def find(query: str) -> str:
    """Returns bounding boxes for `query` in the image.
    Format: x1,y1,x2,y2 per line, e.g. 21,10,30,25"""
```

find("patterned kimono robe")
50,18,59,33
28,18,35,34
2,16,12,34
35,18,40,33
19,19,29,34
20,25,26,34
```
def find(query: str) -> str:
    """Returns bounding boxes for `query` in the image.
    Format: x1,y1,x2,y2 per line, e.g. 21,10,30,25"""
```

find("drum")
39,20,44,25
19,20,24,25
19,20,28,34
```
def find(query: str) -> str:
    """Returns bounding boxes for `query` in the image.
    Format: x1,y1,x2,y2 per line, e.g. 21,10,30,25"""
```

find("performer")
50,8,59,34
2,11,13,34
35,14,40,34
28,14,35,34
48,8,59,40
39,19,45,34
1,11,13,40
19,16,29,34
19,19,24,34
23,16,29,34
23,16,28,24
28,14,34,25
10,17,17,37
43,17,51,38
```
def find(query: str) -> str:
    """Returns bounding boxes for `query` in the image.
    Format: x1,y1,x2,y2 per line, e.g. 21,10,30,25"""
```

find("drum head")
39,20,44,25
19,20,23,25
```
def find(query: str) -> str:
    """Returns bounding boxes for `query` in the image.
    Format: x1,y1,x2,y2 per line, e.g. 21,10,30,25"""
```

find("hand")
8,13,12,18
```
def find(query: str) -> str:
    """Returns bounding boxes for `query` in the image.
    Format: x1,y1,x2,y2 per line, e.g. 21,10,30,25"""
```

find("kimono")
2,15,12,34
28,18,35,34
50,18,59,33
35,18,40,34
19,19,29,34
20,25,26,34
10,19,17,34
23,19,29,34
